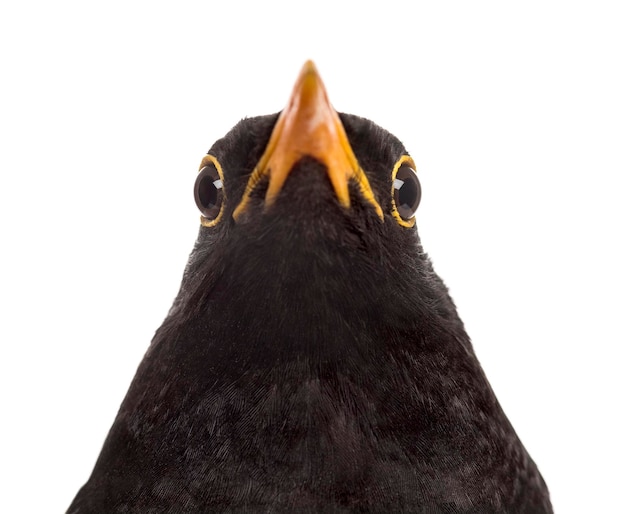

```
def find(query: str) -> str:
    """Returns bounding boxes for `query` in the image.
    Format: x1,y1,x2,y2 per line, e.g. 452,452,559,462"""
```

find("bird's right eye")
194,156,225,227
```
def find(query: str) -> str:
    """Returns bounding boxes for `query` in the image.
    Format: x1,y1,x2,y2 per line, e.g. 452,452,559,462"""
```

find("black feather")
68,113,552,513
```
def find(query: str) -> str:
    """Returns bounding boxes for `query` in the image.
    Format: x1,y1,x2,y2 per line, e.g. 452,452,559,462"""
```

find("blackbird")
68,61,552,513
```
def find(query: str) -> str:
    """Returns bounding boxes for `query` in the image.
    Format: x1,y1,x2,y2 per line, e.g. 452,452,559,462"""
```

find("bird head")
166,61,461,370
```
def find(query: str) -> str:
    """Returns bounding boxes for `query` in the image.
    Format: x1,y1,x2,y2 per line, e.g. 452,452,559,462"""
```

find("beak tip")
297,60,322,88
302,59,318,74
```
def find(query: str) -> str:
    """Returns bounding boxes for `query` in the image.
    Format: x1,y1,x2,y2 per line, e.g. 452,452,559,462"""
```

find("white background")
1,1,624,512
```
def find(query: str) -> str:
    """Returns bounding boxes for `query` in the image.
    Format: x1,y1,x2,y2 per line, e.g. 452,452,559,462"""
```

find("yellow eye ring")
390,155,421,228
195,154,226,228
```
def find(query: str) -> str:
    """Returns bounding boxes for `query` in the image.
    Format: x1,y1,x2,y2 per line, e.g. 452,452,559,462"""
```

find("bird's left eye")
391,156,421,227
194,157,225,227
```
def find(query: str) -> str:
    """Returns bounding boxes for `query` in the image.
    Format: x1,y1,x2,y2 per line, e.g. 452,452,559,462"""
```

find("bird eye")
194,156,225,227
391,156,421,227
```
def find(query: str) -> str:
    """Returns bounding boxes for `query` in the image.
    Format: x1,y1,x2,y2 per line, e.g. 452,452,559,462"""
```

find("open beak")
233,60,383,221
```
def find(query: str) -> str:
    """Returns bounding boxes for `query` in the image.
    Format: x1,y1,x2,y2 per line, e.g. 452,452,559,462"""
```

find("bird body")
68,62,552,513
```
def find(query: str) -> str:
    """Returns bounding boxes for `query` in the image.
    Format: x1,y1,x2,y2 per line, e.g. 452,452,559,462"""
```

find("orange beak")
233,61,383,221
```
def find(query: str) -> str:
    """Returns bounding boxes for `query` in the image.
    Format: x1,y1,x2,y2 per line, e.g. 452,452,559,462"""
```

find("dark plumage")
68,62,552,513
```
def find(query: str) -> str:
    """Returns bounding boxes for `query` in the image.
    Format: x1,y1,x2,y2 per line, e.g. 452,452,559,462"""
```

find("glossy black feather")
68,113,552,513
